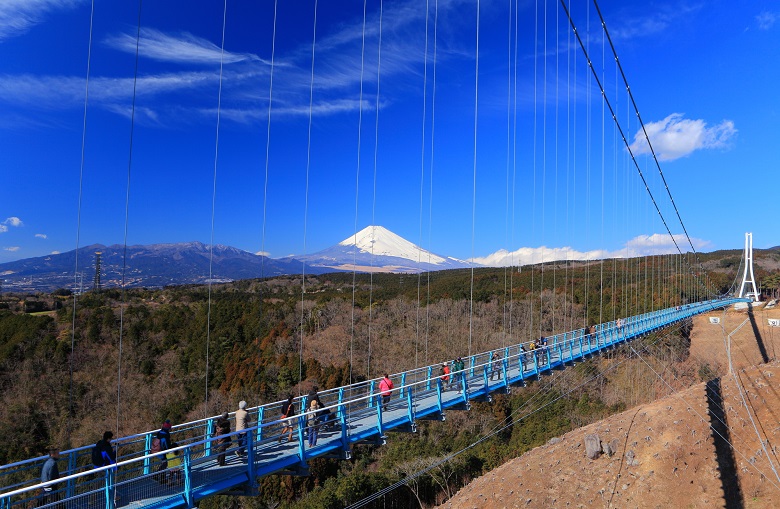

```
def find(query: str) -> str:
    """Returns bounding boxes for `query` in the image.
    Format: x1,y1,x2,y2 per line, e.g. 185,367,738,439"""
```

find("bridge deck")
0,298,747,509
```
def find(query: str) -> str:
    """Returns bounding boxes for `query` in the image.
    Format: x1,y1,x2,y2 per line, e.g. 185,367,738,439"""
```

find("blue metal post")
66,449,77,497
143,433,152,474
376,397,384,437
256,407,265,442
400,373,407,399
426,366,433,391
435,379,444,414
246,431,256,489
368,380,375,408
204,418,214,458
183,447,193,508
406,384,415,423
103,469,114,509
340,401,350,452
297,414,307,461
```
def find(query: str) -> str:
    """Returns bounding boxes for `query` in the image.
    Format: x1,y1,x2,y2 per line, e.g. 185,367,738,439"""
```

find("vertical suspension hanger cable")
69,0,95,447
350,0,368,385
205,0,229,416
416,0,431,371
468,0,481,358
260,0,278,382
552,0,560,335
117,0,144,436
598,5,605,326
502,0,512,347
300,0,319,389
368,0,384,379
539,0,547,339
425,0,440,367
509,0,519,346
529,0,538,341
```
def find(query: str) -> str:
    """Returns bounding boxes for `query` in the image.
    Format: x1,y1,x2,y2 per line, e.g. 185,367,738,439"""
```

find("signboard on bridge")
709,317,721,324
769,319,780,327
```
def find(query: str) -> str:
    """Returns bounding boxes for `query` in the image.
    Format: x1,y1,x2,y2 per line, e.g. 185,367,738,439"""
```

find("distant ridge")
289,225,473,273
0,227,473,292
0,242,320,293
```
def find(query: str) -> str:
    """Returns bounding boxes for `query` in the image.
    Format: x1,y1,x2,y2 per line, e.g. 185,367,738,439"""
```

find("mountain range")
0,226,472,293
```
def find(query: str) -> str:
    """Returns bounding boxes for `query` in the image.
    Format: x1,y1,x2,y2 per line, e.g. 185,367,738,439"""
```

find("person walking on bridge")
379,374,394,411
37,447,60,507
439,363,450,387
235,401,251,459
215,412,231,466
279,395,296,443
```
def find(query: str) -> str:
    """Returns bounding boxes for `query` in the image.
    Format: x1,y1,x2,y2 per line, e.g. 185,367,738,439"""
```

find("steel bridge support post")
143,432,152,474
339,401,350,452
436,379,444,415
66,449,77,497
376,399,385,438
103,468,115,509
204,418,214,458
368,380,375,408
426,366,433,390
400,373,406,399
246,431,256,492
297,415,307,461
256,406,265,443
183,447,193,508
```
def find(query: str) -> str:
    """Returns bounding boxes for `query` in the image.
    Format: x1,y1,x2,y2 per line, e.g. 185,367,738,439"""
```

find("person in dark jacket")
37,447,60,507
92,431,116,468
155,420,173,473
279,395,296,443
215,412,231,466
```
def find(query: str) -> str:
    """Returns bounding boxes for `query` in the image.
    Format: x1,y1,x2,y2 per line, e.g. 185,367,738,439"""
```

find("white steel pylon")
738,232,759,301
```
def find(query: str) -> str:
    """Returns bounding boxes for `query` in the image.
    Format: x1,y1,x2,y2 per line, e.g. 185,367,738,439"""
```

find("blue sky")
1,0,778,266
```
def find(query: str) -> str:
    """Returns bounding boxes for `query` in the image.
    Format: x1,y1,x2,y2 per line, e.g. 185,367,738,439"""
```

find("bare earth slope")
441,305,780,509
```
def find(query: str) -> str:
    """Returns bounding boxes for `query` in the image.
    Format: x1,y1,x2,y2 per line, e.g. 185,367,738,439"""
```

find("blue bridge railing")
0,297,747,509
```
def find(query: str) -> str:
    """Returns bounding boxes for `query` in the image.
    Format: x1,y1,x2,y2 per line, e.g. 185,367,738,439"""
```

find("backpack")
91,443,103,466
151,437,162,454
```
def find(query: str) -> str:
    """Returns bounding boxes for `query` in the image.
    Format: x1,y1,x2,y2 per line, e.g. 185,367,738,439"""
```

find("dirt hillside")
441,303,780,509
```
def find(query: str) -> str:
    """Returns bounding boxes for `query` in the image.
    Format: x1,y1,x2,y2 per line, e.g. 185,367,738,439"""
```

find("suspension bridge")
0,0,765,507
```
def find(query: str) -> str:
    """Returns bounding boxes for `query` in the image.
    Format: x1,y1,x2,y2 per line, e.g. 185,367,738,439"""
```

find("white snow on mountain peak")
338,226,447,265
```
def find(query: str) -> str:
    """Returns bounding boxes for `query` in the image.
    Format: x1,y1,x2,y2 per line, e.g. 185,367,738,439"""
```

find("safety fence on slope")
0,298,747,509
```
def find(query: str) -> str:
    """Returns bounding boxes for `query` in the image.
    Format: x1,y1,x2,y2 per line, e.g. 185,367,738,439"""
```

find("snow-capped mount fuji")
291,226,473,273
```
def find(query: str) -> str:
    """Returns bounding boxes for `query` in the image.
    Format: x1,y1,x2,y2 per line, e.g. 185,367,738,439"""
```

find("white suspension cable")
367,0,384,379
468,0,480,358
204,0,228,417
350,0,368,385
69,0,95,446
117,0,144,435
260,0,279,370
300,0,319,390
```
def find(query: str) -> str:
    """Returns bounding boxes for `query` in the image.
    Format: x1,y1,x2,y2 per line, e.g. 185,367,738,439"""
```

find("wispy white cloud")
473,233,711,267
0,0,82,41
3,217,23,227
757,11,779,30
255,250,270,257
3,246,20,252
105,28,262,66
628,113,737,161
35,233,47,239
0,225,7,234
0,0,459,126
51,250,61,255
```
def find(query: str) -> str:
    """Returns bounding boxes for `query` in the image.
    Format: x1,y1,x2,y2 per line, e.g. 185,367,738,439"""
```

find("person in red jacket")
440,363,450,386
379,374,394,411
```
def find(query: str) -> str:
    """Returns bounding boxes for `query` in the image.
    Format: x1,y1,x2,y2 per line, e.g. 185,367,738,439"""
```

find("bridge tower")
738,233,759,301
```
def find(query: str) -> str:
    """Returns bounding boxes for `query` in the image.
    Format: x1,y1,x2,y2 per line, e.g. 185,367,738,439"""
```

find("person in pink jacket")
379,374,394,411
